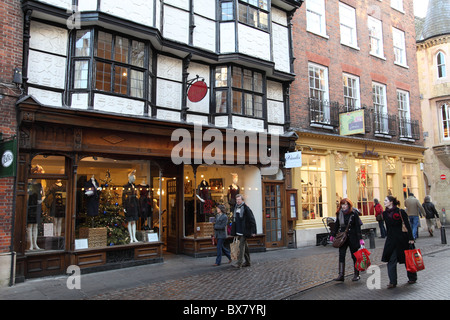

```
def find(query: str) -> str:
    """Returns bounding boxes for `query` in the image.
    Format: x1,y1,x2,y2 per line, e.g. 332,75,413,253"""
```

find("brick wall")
0,0,23,253
290,0,423,145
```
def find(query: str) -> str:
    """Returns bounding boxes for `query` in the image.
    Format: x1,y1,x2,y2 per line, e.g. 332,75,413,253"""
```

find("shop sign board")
0,138,17,178
285,151,302,168
339,109,365,136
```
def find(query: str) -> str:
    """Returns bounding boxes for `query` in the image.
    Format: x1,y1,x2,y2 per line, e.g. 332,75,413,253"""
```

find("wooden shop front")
14,97,292,280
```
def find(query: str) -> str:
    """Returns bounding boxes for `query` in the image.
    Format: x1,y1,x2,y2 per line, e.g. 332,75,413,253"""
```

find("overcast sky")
414,0,429,18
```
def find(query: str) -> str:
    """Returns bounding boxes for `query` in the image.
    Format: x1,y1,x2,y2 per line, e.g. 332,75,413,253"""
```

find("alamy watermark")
66,265,81,290
67,6,81,30
170,124,279,166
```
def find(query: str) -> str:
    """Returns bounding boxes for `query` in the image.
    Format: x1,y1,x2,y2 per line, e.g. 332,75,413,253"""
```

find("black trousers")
338,238,358,264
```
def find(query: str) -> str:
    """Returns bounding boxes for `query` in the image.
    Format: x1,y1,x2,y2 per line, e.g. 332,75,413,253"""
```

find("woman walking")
374,198,386,238
381,196,416,288
330,198,364,281
213,204,231,266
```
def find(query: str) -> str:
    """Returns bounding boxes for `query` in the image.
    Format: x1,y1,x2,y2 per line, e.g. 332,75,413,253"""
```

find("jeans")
215,238,231,265
409,216,419,239
387,249,417,285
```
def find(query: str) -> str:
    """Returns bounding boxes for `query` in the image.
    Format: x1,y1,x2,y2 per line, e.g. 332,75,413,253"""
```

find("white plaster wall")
193,0,215,19
37,0,71,9
157,55,183,81
193,15,216,52
271,7,288,26
94,93,144,116
220,23,235,53
156,109,181,122
77,0,97,11
272,23,290,73
164,0,189,10
186,62,210,113
28,87,62,107
71,93,89,109
163,5,189,44
186,114,208,125
268,125,284,135
100,0,154,27
157,55,183,110
267,100,284,124
28,50,66,89
232,116,265,133
238,24,270,61
30,21,67,56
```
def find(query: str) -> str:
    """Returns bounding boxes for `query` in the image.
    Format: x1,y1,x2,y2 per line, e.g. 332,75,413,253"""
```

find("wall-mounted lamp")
13,68,22,84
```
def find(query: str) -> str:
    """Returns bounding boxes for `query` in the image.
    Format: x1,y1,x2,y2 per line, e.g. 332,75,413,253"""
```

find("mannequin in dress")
84,175,101,226
123,170,139,243
227,173,240,212
27,165,46,250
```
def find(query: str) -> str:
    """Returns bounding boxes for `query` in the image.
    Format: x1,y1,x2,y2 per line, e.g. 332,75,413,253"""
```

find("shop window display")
75,157,161,249
300,155,328,220
27,156,67,252
355,158,380,215
402,163,419,202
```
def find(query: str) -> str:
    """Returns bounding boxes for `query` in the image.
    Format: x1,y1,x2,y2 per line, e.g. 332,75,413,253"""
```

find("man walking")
232,194,257,268
405,193,425,239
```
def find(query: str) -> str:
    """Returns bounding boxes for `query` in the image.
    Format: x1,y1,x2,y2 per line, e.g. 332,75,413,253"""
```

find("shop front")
14,97,295,280
292,132,426,247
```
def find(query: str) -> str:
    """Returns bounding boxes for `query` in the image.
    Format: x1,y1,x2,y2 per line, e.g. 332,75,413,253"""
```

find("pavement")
0,226,448,302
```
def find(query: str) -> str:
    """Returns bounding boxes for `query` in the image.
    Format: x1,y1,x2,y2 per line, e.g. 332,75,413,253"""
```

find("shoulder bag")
332,215,352,248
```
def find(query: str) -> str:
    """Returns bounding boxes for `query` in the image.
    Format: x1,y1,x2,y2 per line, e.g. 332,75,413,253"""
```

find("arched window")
437,52,447,79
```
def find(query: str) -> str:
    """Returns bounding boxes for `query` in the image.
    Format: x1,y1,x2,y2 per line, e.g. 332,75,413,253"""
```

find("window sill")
306,29,329,40
394,62,409,69
341,42,360,51
369,52,386,61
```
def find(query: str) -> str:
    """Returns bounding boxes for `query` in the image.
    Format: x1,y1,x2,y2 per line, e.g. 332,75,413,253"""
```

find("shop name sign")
285,151,302,168
0,139,17,178
171,124,279,166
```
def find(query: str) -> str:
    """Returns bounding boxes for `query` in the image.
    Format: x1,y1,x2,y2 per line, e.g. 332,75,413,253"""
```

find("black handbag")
332,215,352,248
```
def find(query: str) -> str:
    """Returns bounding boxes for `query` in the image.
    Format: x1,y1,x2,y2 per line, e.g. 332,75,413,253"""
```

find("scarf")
338,208,350,227
235,202,245,218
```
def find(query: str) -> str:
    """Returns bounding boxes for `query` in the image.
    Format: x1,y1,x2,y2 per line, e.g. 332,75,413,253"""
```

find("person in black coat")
330,198,364,281
422,195,440,236
381,195,416,288
231,194,257,268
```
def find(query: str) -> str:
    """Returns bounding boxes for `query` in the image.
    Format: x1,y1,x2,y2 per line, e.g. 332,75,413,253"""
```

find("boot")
334,262,345,281
352,268,360,281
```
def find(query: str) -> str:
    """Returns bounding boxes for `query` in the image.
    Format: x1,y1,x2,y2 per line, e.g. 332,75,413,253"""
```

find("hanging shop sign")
187,80,208,103
285,151,302,168
0,138,17,178
339,109,365,136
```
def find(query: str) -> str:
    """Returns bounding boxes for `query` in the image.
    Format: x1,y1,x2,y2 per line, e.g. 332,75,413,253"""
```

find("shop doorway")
263,182,284,248
387,173,395,197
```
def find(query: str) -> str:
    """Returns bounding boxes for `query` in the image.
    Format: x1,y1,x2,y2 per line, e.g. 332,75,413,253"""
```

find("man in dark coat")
232,194,256,268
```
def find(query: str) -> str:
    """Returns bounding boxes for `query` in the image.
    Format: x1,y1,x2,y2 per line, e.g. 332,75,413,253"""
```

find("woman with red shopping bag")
381,196,416,288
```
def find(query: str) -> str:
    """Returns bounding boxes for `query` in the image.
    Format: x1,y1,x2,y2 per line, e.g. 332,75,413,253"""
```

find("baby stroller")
319,217,336,246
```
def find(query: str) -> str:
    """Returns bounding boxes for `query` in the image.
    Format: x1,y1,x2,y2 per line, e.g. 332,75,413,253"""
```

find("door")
263,182,284,248
166,178,178,253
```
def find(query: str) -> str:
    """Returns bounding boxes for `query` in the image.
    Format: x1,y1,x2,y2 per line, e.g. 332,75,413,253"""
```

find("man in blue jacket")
232,194,257,268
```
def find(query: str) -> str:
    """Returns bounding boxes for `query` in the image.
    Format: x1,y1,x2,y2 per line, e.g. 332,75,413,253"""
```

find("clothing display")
27,182,43,224
84,178,100,217
122,182,139,222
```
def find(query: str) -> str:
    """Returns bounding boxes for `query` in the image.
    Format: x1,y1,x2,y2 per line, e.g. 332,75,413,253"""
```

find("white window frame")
339,2,358,49
391,0,404,12
437,52,447,79
392,27,407,67
397,89,411,138
309,62,330,125
441,103,450,141
342,73,361,110
306,0,328,38
368,16,385,59
372,82,388,134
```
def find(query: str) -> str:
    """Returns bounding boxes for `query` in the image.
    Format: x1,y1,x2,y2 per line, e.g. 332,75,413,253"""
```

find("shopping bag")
405,247,425,273
230,237,240,261
354,247,371,271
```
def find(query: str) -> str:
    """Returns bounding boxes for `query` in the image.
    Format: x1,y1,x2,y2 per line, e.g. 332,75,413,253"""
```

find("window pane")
216,90,227,113
232,90,242,113
244,93,253,115
75,30,91,56
243,69,252,90
232,67,242,88
254,72,263,93
74,60,89,89
248,7,257,27
96,61,112,91
238,3,247,23
115,36,129,64
97,31,112,60
215,66,228,87
221,2,234,20
131,40,145,67
259,11,268,30
130,70,144,98
254,95,262,117
114,66,128,95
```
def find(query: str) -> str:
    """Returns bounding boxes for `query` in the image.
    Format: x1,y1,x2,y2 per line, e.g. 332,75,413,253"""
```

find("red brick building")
288,0,426,246
0,0,22,286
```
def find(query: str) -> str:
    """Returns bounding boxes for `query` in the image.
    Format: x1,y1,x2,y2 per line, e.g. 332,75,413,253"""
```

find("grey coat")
214,213,228,239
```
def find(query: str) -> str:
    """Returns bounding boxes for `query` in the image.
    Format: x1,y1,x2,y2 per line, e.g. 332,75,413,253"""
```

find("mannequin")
227,173,240,212
138,183,152,230
27,181,44,250
43,178,65,237
123,170,139,243
84,175,101,226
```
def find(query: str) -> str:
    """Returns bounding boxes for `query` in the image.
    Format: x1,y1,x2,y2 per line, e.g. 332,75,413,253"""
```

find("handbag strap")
343,215,353,233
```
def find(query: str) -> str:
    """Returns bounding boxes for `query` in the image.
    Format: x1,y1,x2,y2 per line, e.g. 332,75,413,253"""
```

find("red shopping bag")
405,247,425,273
354,247,371,271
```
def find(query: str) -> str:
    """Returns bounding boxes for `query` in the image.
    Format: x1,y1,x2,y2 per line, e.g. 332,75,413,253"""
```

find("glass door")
263,182,284,248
